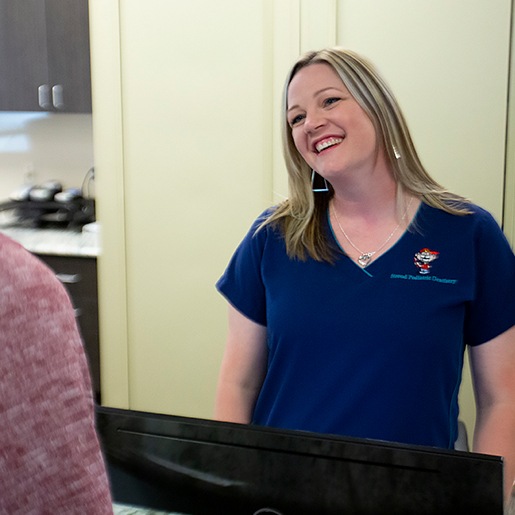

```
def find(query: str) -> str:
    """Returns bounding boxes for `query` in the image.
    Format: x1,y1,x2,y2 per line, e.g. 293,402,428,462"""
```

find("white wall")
91,0,273,416
0,112,94,199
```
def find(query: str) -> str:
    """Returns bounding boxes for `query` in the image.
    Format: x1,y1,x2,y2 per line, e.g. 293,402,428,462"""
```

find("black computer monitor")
96,406,503,514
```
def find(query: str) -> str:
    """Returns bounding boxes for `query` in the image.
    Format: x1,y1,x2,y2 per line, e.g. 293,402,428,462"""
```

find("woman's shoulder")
420,201,511,249
248,205,283,235
421,201,500,226
231,206,284,256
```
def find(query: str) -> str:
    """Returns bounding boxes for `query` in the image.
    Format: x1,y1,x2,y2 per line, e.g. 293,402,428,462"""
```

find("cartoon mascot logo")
414,248,439,275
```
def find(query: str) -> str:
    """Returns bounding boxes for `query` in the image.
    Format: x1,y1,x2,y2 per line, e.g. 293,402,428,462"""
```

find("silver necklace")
332,198,414,267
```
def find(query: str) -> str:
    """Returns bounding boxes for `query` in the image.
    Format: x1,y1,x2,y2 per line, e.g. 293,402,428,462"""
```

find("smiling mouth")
315,137,344,153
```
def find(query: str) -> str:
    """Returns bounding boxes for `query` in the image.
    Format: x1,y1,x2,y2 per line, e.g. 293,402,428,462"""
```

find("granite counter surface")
0,223,100,257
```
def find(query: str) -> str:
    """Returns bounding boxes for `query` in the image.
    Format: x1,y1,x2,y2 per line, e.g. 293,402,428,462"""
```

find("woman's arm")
469,324,515,505
214,304,268,424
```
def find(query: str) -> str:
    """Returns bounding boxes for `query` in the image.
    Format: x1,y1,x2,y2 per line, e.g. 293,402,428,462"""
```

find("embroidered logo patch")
414,248,439,275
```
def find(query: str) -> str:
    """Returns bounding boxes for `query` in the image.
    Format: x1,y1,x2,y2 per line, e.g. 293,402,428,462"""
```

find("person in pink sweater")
0,233,112,513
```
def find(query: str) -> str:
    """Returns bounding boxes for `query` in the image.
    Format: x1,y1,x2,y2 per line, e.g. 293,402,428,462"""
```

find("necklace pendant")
357,253,373,267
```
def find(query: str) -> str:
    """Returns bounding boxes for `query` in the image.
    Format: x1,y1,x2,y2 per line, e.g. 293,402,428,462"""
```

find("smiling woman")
264,50,472,265
215,47,515,502
288,66,381,193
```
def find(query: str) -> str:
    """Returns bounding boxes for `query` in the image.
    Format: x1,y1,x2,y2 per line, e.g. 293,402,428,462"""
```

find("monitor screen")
96,406,503,515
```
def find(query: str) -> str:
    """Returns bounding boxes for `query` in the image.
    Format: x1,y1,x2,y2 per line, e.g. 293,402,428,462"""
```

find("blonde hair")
263,47,471,262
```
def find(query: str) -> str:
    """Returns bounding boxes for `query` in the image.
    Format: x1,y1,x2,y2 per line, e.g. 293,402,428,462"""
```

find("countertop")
0,217,100,257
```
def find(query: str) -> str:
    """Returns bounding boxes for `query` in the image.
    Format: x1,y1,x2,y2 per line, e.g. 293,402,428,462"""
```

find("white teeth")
315,137,343,153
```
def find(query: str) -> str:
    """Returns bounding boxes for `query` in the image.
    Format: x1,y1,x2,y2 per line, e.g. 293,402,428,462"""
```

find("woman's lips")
314,136,344,153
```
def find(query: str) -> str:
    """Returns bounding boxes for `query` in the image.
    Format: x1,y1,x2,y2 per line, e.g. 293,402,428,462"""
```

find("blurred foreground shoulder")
0,233,113,513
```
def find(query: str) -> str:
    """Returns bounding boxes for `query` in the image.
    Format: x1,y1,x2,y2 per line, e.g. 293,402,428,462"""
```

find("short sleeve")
464,209,515,346
216,213,271,326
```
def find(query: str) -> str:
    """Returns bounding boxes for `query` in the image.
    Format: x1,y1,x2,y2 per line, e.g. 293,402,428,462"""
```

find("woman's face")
287,63,381,184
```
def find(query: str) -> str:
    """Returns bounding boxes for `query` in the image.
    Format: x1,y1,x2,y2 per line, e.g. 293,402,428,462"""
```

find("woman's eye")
324,97,341,107
289,114,305,127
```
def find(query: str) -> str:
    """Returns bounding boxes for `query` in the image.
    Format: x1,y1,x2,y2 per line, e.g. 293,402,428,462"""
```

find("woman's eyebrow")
287,87,343,112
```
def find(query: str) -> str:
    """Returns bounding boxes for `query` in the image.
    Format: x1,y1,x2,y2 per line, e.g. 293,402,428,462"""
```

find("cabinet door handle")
38,84,52,109
73,307,82,318
52,85,64,110
56,273,81,284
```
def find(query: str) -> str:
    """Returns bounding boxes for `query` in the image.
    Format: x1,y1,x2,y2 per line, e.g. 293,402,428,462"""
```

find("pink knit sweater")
0,234,112,513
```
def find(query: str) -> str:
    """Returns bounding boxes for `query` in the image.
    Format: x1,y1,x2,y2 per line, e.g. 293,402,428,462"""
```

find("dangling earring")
393,146,401,160
311,170,329,192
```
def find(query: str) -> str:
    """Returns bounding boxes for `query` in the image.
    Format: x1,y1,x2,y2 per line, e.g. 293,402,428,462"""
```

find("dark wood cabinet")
0,0,92,112
37,254,100,402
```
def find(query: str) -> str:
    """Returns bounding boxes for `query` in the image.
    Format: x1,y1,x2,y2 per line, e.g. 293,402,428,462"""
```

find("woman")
215,48,515,499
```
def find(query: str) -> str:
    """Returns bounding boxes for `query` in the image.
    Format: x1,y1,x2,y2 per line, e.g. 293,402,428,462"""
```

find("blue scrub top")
216,203,515,448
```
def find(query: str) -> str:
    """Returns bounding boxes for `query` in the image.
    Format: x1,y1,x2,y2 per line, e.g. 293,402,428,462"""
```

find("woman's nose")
303,111,325,133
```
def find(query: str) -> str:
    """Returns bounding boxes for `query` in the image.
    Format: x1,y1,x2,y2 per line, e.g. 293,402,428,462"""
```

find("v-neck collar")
326,201,424,275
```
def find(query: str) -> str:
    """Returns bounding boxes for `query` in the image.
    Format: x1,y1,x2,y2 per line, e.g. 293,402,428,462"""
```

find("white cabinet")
90,0,275,417
90,0,513,426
